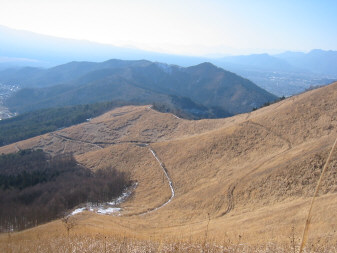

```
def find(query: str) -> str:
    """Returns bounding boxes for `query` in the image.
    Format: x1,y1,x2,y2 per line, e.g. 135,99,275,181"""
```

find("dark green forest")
0,100,130,146
0,149,131,232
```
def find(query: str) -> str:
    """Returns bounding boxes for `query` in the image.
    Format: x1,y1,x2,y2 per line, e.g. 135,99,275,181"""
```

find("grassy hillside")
0,98,231,147
0,82,336,251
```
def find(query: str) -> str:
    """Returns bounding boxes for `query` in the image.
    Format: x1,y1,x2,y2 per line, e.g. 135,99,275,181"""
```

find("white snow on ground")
69,182,137,216
70,204,121,216
70,206,121,216
70,148,175,217
97,207,121,214
108,189,132,206
140,148,175,215
71,207,86,216
150,149,174,200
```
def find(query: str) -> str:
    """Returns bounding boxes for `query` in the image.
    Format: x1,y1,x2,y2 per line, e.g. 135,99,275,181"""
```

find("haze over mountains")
215,50,337,75
214,51,337,96
277,49,337,75
1,19,337,253
0,59,277,117
1,25,336,96
0,25,203,69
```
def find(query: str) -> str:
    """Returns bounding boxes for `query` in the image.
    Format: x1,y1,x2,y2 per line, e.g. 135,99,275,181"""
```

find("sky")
0,0,336,56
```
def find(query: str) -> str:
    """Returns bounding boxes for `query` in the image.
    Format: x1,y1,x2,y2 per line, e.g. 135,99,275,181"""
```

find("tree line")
0,149,131,232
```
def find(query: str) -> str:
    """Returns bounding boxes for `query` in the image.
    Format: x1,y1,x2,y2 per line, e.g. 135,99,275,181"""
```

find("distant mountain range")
0,25,204,69
213,52,337,96
1,59,277,117
214,53,297,72
215,49,337,75
276,49,337,75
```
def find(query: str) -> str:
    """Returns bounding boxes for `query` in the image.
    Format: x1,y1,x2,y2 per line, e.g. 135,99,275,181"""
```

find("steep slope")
126,62,277,113
183,63,277,113
0,82,336,248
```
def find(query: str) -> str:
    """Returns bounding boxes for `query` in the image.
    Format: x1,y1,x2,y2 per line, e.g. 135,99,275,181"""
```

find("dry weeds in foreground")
299,136,337,252
2,232,337,253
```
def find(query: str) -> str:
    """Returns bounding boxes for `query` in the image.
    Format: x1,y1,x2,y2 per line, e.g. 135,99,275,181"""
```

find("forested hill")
0,149,130,231
3,59,277,115
0,101,129,146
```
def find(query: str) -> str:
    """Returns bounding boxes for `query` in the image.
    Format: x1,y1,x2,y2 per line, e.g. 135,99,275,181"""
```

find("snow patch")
71,207,86,215
69,182,137,216
172,114,181,119
97,207,121,214
140,149,175,215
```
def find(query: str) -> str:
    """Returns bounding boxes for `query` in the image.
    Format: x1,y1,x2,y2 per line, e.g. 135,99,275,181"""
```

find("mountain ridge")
3,59,277,115
2,25,336,98
276,49,337,75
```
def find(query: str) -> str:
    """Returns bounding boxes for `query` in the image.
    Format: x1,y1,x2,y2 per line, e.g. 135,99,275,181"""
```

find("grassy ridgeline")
0,98,232,147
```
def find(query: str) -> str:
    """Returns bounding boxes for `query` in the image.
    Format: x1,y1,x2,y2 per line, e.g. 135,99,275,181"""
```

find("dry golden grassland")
1,83,337,252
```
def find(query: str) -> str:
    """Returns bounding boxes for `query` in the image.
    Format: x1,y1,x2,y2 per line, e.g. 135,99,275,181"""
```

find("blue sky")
0,0,336,56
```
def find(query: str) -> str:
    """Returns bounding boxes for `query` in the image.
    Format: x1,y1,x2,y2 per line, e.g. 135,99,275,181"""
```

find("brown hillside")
1,82,337,250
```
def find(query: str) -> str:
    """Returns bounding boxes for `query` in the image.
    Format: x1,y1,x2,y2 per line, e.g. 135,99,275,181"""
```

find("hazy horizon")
1,24,330,59
1,0,337,57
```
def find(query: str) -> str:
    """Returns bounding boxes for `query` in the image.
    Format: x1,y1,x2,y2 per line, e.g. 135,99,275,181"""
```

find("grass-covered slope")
0,98,231,147
1,83,336,249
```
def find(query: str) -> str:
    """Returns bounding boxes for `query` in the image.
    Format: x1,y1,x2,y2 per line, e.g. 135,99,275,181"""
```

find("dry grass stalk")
202,212,211,252
299,136,337,253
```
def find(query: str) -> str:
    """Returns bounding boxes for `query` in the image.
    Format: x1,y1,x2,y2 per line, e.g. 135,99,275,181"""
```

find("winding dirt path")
48,132,176,215
150,148,175,200
137,148,175,215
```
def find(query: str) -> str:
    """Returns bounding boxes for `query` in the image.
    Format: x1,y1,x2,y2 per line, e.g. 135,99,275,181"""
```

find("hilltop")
0,82,336,251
